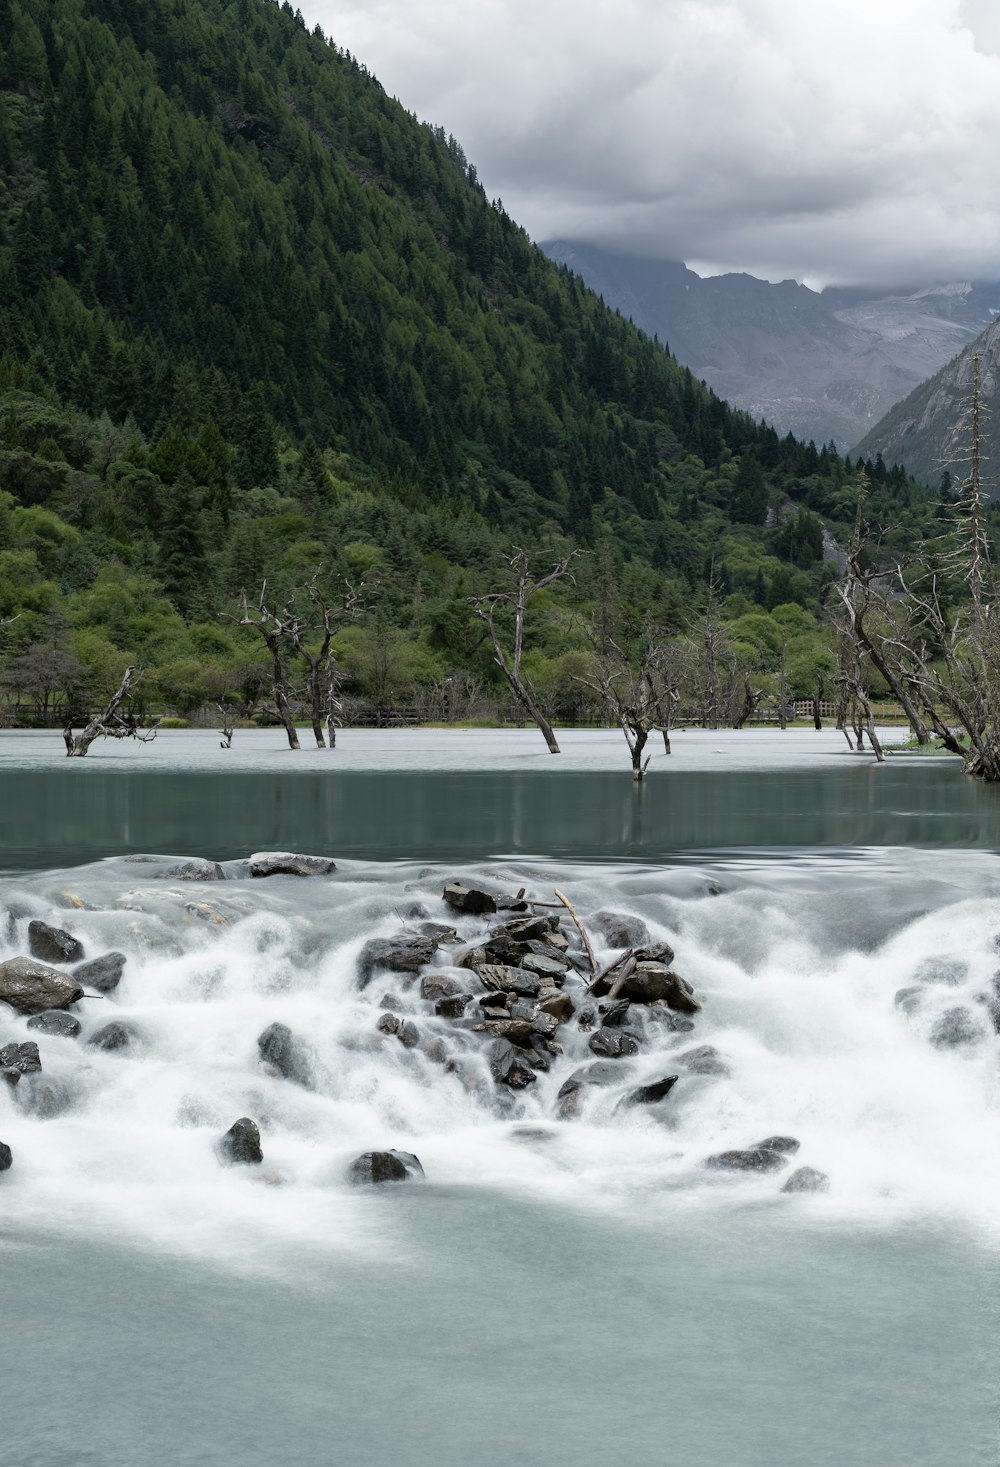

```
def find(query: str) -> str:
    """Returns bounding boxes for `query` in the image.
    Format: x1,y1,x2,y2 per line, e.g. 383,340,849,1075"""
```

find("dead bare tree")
472,549,577,753
63,666,158,757
218,704,236,748
236,586,301,750
287,579,364,749
575,634,668,780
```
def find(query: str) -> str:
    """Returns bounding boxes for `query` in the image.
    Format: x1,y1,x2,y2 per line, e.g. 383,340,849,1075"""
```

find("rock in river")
0,957,83,1015
347,1149,425,1185
620,1075,679,1107
26,1011,81,1039
591,911,650,949
218,1117,263,1165
0,1041,41,1077
488,1038,537,1088
28,920,85,965
73,952,127,995
782,1166,830,1194
87,1021,142,1053
257,1022,313,1086
249,852,336,878
442,882,497,915
705,1137,799,1172
0,1142,11,1172
357,934,438,988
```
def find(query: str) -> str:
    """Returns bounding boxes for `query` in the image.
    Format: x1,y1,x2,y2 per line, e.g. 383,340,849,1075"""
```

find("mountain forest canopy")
0,0,970,725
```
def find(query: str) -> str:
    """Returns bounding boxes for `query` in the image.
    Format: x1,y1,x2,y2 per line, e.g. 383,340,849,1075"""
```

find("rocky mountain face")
854,316,1000,487
543,242,1000,452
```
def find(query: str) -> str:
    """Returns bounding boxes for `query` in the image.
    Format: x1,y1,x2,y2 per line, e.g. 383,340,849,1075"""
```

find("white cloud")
302,0,1000,286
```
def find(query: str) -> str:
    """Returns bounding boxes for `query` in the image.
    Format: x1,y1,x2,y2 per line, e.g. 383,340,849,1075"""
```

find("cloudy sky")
300,0,1000,289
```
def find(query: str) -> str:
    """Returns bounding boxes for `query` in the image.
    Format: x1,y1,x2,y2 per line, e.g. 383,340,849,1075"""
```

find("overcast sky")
300,0,1000,289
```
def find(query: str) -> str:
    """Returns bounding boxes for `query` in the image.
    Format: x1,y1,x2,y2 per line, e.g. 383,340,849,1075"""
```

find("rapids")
1,730,997,1465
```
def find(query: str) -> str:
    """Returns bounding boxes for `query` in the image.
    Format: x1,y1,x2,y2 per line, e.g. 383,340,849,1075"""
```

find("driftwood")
63,667,156,757
606,955,638,1001
553,888,598,978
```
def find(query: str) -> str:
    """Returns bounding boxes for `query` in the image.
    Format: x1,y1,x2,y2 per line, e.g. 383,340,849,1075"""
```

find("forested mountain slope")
855,317,1000,491
0,0,945,720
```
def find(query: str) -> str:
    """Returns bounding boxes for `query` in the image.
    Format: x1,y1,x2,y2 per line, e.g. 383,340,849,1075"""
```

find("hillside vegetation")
0,0,947,725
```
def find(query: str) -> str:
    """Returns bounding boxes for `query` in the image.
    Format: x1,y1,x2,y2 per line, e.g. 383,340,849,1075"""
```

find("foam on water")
2,849,999,1265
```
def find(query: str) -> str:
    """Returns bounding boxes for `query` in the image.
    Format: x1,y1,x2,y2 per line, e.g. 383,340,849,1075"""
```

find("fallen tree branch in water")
554,888,597,978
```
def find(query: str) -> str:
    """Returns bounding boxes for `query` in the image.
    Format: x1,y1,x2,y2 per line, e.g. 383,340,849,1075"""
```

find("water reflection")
3,764,1000,869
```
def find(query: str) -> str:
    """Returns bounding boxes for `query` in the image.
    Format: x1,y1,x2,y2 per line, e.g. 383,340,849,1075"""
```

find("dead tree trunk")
237,588,300,750
813,673,824,731
63,667,155,757
473,550,576,754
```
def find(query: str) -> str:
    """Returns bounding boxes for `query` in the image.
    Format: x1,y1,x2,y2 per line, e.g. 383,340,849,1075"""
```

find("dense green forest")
0,0,959,725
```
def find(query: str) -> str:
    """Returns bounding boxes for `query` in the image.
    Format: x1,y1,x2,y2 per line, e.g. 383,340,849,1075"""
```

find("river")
0,729,996,1465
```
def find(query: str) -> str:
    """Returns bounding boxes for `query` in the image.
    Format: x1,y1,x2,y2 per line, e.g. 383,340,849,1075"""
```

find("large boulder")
0,957,83,1015
248,852,336,878
28,921,85,965
675,1044,729,1076
257,1022,313,1086
442,882,496,915
347,1149,424,1185
218,1117,263,1165
73,952,127,995
591,911,650,949
26,1011,81,1039
357,934,438,989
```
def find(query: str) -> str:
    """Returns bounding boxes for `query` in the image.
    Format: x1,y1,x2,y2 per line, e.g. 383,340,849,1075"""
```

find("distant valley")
543,242,1000,453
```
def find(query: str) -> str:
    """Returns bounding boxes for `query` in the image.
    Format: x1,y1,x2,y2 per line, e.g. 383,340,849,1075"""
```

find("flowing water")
1,730,998,1465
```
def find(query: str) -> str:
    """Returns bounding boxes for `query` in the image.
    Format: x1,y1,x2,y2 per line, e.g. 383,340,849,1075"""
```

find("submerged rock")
248,852,336,878
781,1166,830,1194
87,1021,142,1053
0,956,83,1015
26,1011,81,1039
347,1149,425,1185
257,1022,313,1086
929,1006,983,1048
894,986,924,1014
218,1117,263,1166
28,920,85,965
591,911,650,949
442,881,496,915
705,1137,798,1172
357,934,438,989
620,1075,679,1107
675,1045,729,1076
13,1074,75,1119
